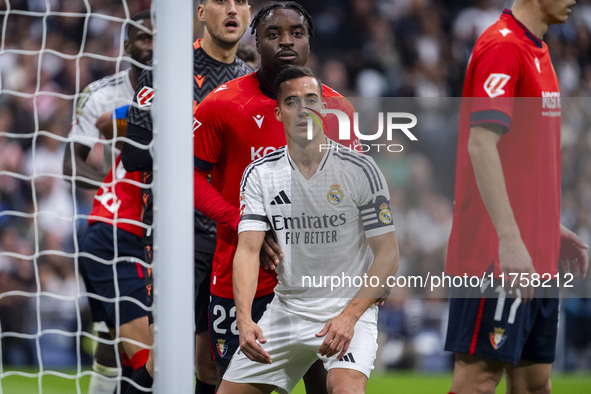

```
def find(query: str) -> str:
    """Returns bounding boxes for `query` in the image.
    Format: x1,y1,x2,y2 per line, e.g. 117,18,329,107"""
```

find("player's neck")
259,66,277,93
288,137,326,180
200,34,238,64
130,66,141,89
511,5,549,39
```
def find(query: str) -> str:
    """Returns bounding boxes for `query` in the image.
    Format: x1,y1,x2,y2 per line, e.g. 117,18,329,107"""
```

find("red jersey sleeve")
193,91,225,169
193,170,240,230
468,40,521,130
192,90,241,229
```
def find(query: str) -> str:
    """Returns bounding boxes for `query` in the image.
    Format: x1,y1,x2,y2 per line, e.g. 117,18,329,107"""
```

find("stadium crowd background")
0,0,590,373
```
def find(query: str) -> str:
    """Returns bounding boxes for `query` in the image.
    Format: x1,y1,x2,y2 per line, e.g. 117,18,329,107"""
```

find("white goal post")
152,0,194,392
0,0,195,392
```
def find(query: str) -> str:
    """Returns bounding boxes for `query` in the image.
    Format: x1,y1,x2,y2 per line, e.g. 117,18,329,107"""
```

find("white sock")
87,360,119,394
87,373,117,394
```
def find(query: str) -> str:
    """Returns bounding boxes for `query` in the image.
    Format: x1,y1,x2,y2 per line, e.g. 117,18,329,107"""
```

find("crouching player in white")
218,65,399,394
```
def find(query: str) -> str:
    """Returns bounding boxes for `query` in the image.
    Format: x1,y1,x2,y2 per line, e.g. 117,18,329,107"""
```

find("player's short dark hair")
274,65,322,102
250,1,315,38
126,10,152,40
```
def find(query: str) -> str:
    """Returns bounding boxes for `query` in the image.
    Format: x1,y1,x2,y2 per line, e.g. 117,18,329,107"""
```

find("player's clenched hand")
559,224,589,279
259,230,283,271
316,313,356,360
499,236,535,302
237,319,271,364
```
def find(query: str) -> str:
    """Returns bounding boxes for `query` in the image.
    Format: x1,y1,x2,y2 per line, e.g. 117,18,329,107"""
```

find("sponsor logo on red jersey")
483,73,511,98
251,146,277,160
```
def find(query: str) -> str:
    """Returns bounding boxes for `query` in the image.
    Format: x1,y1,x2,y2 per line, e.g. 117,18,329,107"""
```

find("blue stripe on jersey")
333,151,383,195
240,147,286,193
194,156,215,172
470,110,511,133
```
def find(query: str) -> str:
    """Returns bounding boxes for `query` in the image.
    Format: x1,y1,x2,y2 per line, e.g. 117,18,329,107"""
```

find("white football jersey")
68,69,134,148
239,140,395,321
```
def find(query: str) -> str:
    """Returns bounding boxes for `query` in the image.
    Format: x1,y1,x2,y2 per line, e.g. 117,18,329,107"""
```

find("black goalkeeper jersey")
123,39,254,251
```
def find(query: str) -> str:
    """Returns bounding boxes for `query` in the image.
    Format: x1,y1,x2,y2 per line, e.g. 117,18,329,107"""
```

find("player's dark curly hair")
250,1,315,38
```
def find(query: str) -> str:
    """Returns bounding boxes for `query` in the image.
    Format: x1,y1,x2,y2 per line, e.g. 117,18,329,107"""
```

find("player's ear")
123,39,131,55
197,4,206,22
255,37,261,54
274,106,281,122
322,101,327,109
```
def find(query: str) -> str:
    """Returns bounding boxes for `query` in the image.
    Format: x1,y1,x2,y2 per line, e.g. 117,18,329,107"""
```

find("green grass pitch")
1,370,590,393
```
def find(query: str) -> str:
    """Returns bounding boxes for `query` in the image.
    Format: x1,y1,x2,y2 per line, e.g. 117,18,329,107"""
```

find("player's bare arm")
317,231,399,359
96,105,129,142
233,230,272,364
95,111,116,140
96,107,129,150
468,124,535,301
63,142,106,189
559,223,589,279
260,230,284,270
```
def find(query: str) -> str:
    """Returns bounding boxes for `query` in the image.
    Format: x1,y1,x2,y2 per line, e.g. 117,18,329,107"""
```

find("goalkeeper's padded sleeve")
193,168,240,230
121,123,152,172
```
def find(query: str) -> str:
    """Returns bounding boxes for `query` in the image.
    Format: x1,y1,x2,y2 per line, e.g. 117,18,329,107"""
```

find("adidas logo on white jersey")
270,191,291,205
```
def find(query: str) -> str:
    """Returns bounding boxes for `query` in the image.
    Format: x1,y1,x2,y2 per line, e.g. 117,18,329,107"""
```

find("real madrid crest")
378,203,393,224
327,183,344,205
217,338,228,357
490,327,507,350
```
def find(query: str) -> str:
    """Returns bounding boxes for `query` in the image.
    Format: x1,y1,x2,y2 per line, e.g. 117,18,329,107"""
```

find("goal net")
0,0,194,392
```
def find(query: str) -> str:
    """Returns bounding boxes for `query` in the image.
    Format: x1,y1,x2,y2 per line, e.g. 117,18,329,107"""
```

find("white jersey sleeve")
238,162,270,234
347,154,395,238
68,84,102,148
68,70,134,148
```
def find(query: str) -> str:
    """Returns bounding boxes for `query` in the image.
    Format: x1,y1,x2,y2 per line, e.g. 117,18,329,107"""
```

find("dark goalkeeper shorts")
209,293,275,367
444,278,559,365
194,250,213,334
79,222,148,328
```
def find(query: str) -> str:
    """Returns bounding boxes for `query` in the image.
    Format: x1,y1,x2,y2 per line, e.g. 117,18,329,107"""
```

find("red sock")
130,349,150,370
121,352,132,368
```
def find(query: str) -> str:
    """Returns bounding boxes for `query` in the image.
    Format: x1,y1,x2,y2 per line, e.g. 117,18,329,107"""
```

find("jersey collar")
256,70,275,99
196,38,240,66
502,9,543,49
286,137,333,176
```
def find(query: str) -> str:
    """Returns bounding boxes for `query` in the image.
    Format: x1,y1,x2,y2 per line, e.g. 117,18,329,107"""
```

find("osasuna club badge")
217,339,228,357
327,184,343,205
490,327,507,350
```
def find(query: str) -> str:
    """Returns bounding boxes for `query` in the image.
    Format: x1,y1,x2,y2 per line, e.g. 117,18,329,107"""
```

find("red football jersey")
193,70,355,298
88,154,144,238
446,10,561,276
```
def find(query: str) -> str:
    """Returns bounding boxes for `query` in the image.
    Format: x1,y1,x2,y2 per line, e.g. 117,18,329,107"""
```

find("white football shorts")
223,297,378,394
